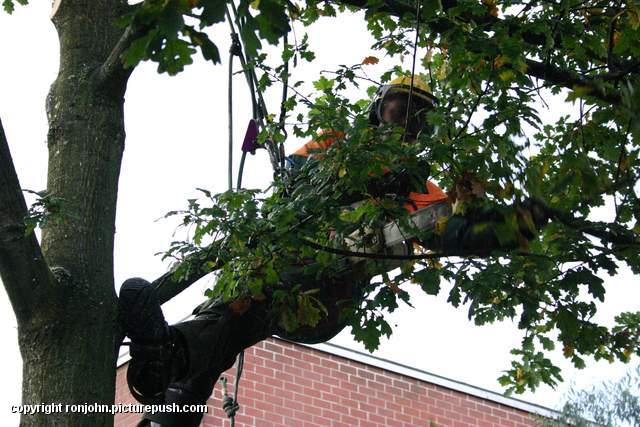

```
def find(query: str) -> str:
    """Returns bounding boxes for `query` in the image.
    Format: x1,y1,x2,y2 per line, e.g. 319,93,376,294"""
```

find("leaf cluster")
2,0,27,14
22,189,73,236
1,0,621,392
151,0,640,393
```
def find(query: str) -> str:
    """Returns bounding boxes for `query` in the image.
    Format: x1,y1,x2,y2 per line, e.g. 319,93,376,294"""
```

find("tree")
0,0,639,425
538,365,640,426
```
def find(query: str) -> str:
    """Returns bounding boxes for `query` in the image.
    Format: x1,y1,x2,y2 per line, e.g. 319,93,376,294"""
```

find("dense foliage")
6,0,639,395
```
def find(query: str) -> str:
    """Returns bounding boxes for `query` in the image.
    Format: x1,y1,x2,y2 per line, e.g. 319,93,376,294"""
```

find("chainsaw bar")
382,201,451,248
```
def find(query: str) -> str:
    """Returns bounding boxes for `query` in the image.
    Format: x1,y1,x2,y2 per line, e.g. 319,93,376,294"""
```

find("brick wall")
115,338,540,427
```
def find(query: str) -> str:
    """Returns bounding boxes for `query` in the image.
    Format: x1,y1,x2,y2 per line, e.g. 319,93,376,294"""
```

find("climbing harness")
216,0,430,422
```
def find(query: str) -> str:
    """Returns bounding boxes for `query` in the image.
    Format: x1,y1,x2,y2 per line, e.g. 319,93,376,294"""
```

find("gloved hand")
434,198,550,256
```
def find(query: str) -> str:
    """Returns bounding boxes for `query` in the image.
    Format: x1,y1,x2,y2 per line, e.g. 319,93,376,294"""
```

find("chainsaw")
343,201,451,269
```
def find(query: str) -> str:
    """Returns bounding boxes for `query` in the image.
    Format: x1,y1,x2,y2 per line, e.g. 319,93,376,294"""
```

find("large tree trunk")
17,1,130,425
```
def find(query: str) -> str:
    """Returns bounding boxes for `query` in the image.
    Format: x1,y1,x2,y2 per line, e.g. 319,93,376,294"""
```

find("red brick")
254,365,275,378
274,354,294,365
312,397,332,411
357,369,375,380
359,401,377,414
339,380,358,393
114,338,546,427
255,348,274,360
265,411,284,424
303,386,322,399
302,353,322,364
302,403,322,416
312,380,332,394
312,415,333,425
321,358,339,370
264,376,284,389
349,407,368,419
367,412,387,424
340,414,359,425
392,378,411,390
293,409,313,422
493,408,508,419
254,382,275,395
283,348,302,359
339,364,357,375
321,408,342,420
293,359,312,371
312,364,331,376
507,412,527,422
350,391,368,402
376,406,395,419
264,359,284,371
374,373,393,385
264,341,284,354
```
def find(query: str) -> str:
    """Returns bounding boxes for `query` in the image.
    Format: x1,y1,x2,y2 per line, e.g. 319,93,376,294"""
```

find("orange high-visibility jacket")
289,132,448,212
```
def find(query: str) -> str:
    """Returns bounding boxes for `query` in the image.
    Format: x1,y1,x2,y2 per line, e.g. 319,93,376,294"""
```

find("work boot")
119,278,179,404
141,385,209,427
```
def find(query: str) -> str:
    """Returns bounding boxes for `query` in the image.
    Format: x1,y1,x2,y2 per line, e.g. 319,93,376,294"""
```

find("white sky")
0,2,638,424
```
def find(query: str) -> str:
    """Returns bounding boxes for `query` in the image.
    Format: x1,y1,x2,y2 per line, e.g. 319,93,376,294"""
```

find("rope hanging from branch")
403,0,422,142
224,0,285,184
218,0,291,420
219,350,244,427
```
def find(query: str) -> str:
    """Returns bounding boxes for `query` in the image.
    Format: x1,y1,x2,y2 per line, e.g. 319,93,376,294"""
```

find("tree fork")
15,1,131,425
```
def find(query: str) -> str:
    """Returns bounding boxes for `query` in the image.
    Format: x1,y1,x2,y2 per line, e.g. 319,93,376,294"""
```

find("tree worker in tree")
288,74,448,214
119,73,548,426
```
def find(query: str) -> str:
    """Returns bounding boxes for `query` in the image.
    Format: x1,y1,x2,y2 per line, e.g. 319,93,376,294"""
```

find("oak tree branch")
151,242,224,305
0,118,56,324
336,0,626,105
95,24,139,88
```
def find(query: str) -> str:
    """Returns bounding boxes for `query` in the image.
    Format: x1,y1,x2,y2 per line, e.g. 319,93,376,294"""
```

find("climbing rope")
228,33,242,191
224,1,283,179
219,0,278,421
403,0,422,142
278,34,290,175
219,351,245,427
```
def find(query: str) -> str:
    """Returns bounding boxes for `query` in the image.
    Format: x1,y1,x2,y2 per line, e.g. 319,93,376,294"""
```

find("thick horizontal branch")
151,242,224,305
0,118,55,324
336,0,625,105
545,205,638,247
525,59,622,105
336,0,548,45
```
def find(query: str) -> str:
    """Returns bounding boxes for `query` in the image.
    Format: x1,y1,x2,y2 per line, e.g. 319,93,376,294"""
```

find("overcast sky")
1,2,638,424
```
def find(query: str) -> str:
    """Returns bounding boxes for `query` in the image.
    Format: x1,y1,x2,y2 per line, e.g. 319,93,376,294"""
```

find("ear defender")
367,87,384,126
366,75,439,136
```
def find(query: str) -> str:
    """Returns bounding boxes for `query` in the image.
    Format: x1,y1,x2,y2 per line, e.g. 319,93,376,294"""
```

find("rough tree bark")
2,0,632,425
2,1,132,425
0,1,361,424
